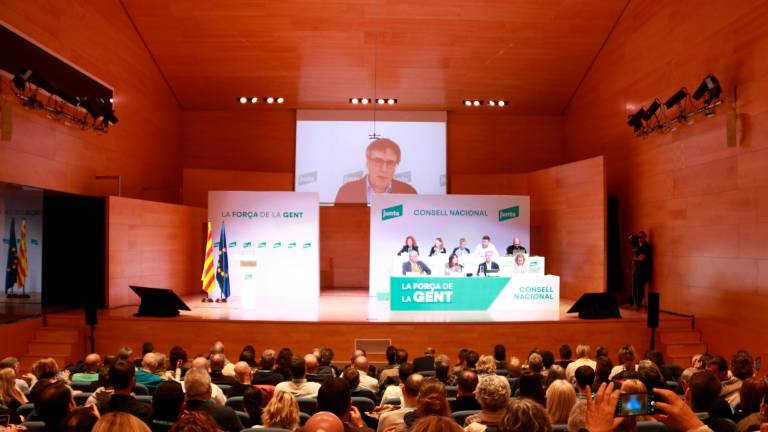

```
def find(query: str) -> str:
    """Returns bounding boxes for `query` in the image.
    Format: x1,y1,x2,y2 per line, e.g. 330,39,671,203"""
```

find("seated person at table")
452,238,471,256
512,254,527,273
474,235,499,257
444,253,464,275
402,250,431,275
506,237,527,256
477,251,500,276
397,235,419,256
429,237,447,257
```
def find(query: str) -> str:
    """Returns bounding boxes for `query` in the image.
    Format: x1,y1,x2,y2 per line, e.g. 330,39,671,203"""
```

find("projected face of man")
409,250,419,264
513,238,520,246
366,148,398,193
482,238,490,248
485,251,493,263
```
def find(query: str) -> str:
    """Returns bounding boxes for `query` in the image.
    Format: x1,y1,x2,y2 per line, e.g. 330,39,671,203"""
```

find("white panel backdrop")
369,194,530,296
208,192,319,308
1,189,43,294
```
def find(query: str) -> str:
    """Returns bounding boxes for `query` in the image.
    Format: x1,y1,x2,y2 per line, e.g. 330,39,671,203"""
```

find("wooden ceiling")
121,0,628,113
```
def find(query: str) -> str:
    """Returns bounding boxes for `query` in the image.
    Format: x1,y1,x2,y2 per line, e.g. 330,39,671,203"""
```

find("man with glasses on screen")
334,138,417,203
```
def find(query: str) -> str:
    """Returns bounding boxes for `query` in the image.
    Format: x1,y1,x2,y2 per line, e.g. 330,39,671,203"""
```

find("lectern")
129,286,191,317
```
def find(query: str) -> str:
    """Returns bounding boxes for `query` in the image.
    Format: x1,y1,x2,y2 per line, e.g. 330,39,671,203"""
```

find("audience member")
97,359,153,425
681,353,710,385
186,357,227,405
35,380,75,432
687,371,737,432
343,367,378,403
494,344,508,370
566,400,586,432
261,390,300,431
93,411,150,432
398,378,450,431
565,345,596,382
706,355,742,409
274,355,322,398
252,349,284,385
274,348,294,381
518,373,546,406
378,373,423,432
0,357,35,393
317,378,373,432
557,345,573,369
540,351,555,375
209,353,239,388
168,346,190,381
574,365,595,397
136,353,165,390
735,376,767,425
168,411,220,432
61,405,99,432
644,350,675,381
610,345,638,380
0,367,28,417
151,380,185,432
183,367,243,432
499,397,552,432
508,357,522,378
435,355,454,386
227,361,254,398
71,353,102,383
451,370,481,412
476,355,497,377
466,351,480,371
545,379,576,425
544,365,566,390
318,347,339,378
354,356,379,393
29,358,67,403
528,353,544,376
243,386,265,427
454,349,469,375
85,367,114,407
239,345,258,369
413,347,436,373
305,411,346,432
411,415,463,432
465,375,511,431
592,356,613,389
381,363,414,406
636,360,666,393
595,346,609,359
117,346,134,363
379,346,399,378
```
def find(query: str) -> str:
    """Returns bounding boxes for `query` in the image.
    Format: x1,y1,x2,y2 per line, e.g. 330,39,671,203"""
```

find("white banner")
1,189,43,294
208,192,320,309
370,194,530,296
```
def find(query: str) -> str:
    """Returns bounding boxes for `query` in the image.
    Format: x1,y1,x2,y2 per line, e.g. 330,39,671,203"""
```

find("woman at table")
397,235,419,256
512,253,527,273
444,253,464,275
429,237,447,257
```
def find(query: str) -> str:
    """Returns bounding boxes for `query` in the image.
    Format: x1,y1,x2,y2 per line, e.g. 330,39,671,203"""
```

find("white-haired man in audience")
565,345,596,382
135,352,165,390
180,356,227,405
275,355,322,397
353,355,379,393
184,367,243,432
226,361,253,398
72,353,102,382
210,341,236,376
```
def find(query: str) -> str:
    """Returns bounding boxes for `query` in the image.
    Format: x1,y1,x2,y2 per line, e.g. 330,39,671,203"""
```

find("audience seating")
299,412,310,425
70,381,94,392
74,392,92,406
445,385,458,398
16,403,35,420
496,368,509,376
297,397,318,415
132,383,150,395
135,395,153,404
552,424,568,432
351,396,375,413
20,422,45,432
218,384,232,393
451,409,479,425
226,395,245,412
419,370,436,377
235,410,251,428
382,397,401,405
636,421,668,432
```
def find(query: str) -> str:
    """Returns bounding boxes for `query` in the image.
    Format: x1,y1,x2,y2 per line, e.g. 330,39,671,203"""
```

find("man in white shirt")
275,355,322,398
353,355,379,394
474,235,499,257
377,373,423,432
565,345,597,383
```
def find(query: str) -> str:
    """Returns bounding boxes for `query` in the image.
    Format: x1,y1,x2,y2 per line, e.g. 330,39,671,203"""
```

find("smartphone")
615,393,660,417
0,414,10,426
756,356,761,372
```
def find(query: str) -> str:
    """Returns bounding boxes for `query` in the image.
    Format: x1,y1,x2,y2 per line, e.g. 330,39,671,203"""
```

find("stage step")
664,342,707,358
34,328,82,343
16,313,88,373
659,329,702,345
45,314,86,328
668,356,693,368
658,318,692,329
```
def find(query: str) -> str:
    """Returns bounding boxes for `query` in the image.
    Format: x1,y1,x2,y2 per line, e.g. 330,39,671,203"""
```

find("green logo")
288,242,297,248
498,206,520,221
244,274,253,280
228,241,237,248
258,241,267,248
243,242,252,248
272,241,281,248
382,204,403,221
31,239,39,246
303,242,312,249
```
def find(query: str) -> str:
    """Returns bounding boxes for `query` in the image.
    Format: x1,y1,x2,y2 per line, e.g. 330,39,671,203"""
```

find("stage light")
250,97,258,103
276,97,285,104
238,97,247,104
473,100,481,106
12,69,32,90
663,88,688,109
387,98,396,105
109,97,114,104
644,99,661,119
498,100,506,107
361,98,369,104
350,98,359,104
488,100,496,107
692,74,722,103
627,107,647,133
463,100,472,106
265,97,275,104
377,98,385,105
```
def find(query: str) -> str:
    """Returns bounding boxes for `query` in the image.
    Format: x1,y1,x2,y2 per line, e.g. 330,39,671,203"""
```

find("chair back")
451,409,479,425
235,410,252,428
299,412,310,426
636,421,668,432
226,396,245,412
135,395,153,404
351,396,375,413
132,383,149,395
16,403,35,420
445,385,458,398
218,384,232,393
70,381,95,392
20,422,46,432
297,397,318,415
552,424,568,432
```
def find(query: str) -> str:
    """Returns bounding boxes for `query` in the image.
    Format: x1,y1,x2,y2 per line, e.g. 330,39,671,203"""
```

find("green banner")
390,277,510,311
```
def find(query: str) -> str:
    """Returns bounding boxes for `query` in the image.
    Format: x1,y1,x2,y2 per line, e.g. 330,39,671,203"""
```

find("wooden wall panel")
181,168,293,207
562,1,768,355
528,157,606,299
0,317,43,360
0,0,181,202
450,174,529,195
320,207,370,288
107,197,207,307
181,111,296,172
448,113,564,175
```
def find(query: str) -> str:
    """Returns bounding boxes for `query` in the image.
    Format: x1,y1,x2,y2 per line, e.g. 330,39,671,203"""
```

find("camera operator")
630,231,652,310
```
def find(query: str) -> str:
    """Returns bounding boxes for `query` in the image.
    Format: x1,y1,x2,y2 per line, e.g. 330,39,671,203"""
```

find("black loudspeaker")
567,293,622,319
130,286,191,317
85,304,97,326
647,292,660,328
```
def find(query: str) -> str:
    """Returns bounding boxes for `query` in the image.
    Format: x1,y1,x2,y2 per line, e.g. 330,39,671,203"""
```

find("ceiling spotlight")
239,97,248,104
265,97,275,104
276,97,285,104
498,100,506,107
644,99,661,119
473,100,481,106
663,88,688,110
109,97,114,104
350,98,359,104
377,98,385,104
387,98,396,105
489,100,496,107
12,69,33,90
627,107,647,134
692,74,722,103
463,100,472,106
361,98,369,104
250,97,258,103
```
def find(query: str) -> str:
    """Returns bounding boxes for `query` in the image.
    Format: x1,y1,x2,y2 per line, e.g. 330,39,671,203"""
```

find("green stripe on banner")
390,277,510,311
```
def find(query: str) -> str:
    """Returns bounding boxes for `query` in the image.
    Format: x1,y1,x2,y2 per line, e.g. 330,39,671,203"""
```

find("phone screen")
615,393,659,416
0,414,10,426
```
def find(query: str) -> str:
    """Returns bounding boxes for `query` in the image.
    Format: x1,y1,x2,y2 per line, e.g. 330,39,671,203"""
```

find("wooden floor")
61,290,692,365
